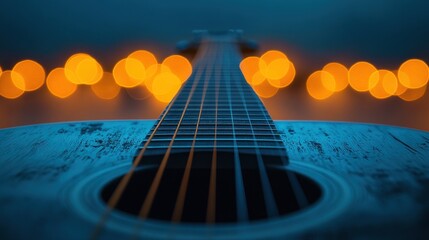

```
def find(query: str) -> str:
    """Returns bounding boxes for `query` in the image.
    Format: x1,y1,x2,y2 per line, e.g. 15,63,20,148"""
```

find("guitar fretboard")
136,34,288,168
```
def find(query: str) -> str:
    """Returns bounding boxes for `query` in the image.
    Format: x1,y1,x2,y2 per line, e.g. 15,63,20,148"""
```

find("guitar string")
130,44,211,240
206,41,221,223
135,42,211,221
171,43,215,222
225,41,249,222
231,43,279,217
90,42,208,239
250,60,309,209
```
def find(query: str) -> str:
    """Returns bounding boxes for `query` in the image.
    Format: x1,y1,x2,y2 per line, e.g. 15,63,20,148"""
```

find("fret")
146,137,283,143
136,35,288,169
158,120,276,126
143,145,287,150
150,134,280,140
148,129,277,136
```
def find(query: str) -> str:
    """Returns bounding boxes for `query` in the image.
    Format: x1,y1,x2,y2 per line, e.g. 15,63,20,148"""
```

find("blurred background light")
252,79,279,98
0,71,25,99
322,62,348,92
90,72,121,100
162,55,192,83
368,70,398,99
151,71,182,103
348,61,377,92
398,59,429,89
113,58,145,88
46,68,78,98
65,53,103,85
306,70,335,100
12,60,45,91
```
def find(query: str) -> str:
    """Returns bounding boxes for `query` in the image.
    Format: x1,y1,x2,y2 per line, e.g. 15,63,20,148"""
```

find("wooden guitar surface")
1,120,428,239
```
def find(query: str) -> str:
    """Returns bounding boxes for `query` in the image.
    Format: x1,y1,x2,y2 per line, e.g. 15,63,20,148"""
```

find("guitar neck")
136,33,288,168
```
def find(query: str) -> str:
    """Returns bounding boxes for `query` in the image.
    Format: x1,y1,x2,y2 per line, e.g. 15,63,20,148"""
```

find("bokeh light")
322,62,348,92
259,50,289,80
394,73,408,96
348,61,377,92
0,71,25,99
11,60,45,91
144,64,171,92
240,56,260,85
306,70,336,100
124,58,146,81
368,70,398,99
252,79,279,98
398,85,427,101
127,50,158,80
113,58,145,88
90,72,121,100
65,53,103,85
267,60,295,88
251,71,266,86
398,59,429,89
240,50,296,98
151,71,182,103
162,55,192,82
46,68,78,98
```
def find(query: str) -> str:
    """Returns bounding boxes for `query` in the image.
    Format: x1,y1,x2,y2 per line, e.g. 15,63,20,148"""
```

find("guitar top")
1,120,429,239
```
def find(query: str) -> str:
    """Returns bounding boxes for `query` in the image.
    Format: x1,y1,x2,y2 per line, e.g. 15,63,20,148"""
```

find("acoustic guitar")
1,31,429,239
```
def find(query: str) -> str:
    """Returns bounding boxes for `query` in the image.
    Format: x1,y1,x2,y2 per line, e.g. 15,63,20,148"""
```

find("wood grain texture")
0,120,428,239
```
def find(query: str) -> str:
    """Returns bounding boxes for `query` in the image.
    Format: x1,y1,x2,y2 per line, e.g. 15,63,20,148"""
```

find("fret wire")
251,79,289,163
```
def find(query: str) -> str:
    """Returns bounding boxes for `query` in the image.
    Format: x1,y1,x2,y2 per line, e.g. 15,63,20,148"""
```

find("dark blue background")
1,0,428,73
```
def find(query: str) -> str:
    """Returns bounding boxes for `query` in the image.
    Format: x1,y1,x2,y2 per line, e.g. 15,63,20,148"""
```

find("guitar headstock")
176,29,259,58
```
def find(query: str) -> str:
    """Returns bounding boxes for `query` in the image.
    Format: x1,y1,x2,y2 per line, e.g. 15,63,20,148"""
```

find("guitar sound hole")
101,167,322,223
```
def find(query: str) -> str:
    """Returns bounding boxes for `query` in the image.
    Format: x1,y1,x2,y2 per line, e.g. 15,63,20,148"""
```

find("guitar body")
1,120,428,239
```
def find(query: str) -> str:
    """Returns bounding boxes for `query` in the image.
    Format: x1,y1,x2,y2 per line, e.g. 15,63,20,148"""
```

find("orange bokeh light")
259,50,289,80
322,62,348,92
46,68,78,98
251,71,266,86
151,71,182,103
91,72,121,100
240,56,260,85
126,50,158,80
144,64,171,92
394,73,408,96
348,61,377,92
65,53,103,85
113,58,145,88
240,50,295,99
252,79,279,98
267,60,296,88
368,70,398,99
398,85,427,101
306,70,336,100
12,59,45,91
398,59,429,89
125,58,146,81
0,71,25,99
162,55,192,83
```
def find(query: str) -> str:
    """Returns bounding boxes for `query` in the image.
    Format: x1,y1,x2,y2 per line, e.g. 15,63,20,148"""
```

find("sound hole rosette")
65,161,353,239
